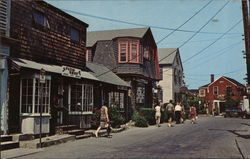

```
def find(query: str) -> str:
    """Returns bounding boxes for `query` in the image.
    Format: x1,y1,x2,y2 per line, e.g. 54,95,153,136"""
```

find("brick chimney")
211,74,214,83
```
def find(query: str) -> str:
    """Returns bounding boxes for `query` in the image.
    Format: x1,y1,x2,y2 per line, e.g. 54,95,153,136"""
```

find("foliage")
131,113,148,127
90,107,100,129
139,108,155,125
109,106,125,128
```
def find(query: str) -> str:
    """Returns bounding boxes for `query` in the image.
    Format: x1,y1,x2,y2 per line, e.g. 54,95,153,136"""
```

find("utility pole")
242,0,250,85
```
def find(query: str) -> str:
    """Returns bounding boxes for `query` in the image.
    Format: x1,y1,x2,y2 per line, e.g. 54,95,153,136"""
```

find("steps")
55,125,85,140
0,135,20,151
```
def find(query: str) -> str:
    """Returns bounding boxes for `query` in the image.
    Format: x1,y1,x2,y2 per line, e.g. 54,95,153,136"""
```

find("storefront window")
69,84,93,113
109,92,125,111
20,75,51,115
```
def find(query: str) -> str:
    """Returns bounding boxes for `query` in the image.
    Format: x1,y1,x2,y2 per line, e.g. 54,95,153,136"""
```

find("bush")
109,107,125,128
160,110,167,123
139,108,155,125
132,113,148,127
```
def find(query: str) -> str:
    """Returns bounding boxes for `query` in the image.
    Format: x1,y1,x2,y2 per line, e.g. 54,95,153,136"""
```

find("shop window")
20,75,51,115
109,92,124,111
70,27,80,42
32,11,50,28
118,42,128,63
69,84,93,113
136,87,145,104
130,42,139,63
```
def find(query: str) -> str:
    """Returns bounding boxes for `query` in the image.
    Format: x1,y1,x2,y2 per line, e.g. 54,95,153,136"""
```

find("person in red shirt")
190,105,197,124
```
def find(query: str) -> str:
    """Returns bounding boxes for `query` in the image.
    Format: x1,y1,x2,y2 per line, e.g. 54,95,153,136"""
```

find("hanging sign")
40,68,46,83
62,66,82,79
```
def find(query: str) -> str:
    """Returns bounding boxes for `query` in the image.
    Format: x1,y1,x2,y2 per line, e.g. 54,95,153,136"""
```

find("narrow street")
7,117,250,159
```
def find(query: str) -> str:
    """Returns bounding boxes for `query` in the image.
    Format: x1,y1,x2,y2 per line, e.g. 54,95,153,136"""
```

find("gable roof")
223,76,245,87
199,76,245,89
87,27,149,47
158,48,178,65
86,62,130,87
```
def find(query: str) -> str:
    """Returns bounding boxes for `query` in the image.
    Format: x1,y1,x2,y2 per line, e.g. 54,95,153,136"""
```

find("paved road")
9,117,250,158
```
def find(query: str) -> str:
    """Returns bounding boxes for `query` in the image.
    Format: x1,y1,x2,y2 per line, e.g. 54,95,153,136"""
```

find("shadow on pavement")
241,123,250,127
208,128,250,139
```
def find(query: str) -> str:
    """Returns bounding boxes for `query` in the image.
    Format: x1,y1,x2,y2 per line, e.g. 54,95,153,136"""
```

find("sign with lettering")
62,66,82,79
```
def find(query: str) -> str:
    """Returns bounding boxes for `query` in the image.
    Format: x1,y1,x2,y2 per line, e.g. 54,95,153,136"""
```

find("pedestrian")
95,102,112,138
190,105,197,124
155,102,161,127
180,104,185,124
174,102,182,124
166,100,174,127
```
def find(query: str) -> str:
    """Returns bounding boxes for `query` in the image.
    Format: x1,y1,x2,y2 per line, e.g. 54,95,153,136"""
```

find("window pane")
71,28,80,42
119,43,127,62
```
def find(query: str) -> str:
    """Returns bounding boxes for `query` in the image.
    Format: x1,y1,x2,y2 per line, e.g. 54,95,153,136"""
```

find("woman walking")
155,102,161,127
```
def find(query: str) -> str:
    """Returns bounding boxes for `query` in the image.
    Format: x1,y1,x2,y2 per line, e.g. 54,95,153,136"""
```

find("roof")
11,58,99,81
87,27,149,47
158,48,178,65
223,76,245,87
199,84,209,88
86,62,131,87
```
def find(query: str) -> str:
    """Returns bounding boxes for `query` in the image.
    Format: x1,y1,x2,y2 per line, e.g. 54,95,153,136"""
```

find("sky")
46,0,246,89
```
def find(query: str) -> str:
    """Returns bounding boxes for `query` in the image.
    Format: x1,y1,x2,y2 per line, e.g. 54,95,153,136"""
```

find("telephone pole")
242,0,250,85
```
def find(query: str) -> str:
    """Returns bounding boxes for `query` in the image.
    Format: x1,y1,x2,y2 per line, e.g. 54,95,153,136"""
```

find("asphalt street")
7,117,250,158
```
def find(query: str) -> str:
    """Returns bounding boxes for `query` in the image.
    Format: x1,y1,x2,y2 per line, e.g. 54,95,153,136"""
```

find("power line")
60,7,240,35
186,41,242,69
183,19,243,64
161,0,230,70
156,0,213,44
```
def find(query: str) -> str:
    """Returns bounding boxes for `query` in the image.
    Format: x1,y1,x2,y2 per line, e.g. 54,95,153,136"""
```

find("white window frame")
20,74,51,116
213,86,218,95
199,89,205,97
108,91,125,112
68,83,93,115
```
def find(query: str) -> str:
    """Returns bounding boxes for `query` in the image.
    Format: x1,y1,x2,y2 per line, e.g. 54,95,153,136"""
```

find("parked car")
224,108,246,118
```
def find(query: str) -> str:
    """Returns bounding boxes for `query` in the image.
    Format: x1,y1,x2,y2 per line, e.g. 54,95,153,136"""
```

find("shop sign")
62,66,82,79
40,69,46,83
117,85,128,90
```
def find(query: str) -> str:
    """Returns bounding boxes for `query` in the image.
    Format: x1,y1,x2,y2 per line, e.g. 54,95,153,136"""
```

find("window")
143,47,149,59
226,86,233,96
199,89,205,97
160,67,163,80
130,42,139,63
69,84,93,113
70,27,80,42
136,87,145,104
20,75,51,115
213,86,218,95
109,92,125,111
118,42,128,63
32,11,49,28
86,49,89,61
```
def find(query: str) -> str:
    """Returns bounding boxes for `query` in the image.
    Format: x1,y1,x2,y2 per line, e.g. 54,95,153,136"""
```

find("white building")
158,48,184,104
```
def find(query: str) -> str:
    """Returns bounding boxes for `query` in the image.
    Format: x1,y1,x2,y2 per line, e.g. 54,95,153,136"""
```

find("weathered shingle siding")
10,1,87,70
93,40,117,70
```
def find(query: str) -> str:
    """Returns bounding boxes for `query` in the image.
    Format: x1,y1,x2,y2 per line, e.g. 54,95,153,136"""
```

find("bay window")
20,75,51,115
130,42,139,63
118,42,128,63
69,84,93,114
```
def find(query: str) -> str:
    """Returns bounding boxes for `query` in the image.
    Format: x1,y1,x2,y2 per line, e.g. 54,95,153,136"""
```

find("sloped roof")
158,48,178,65
87,27,149,47
223,76,245,87
199,84,209,88
86,62,130,87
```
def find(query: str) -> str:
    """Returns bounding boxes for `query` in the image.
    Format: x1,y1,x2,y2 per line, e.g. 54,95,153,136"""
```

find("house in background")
158,48,184,104
198,75,246,115
86,27,160,113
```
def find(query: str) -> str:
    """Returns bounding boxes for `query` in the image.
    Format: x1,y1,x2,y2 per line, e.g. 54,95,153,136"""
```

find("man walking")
174,102,182,124
166,100,174,127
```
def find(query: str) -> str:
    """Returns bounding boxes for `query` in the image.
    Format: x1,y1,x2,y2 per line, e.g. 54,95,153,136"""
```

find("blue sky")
46,0,246,89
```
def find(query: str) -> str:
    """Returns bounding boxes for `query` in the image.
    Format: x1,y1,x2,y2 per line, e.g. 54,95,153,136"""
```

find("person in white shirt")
175,102,182,124
155,102,161,127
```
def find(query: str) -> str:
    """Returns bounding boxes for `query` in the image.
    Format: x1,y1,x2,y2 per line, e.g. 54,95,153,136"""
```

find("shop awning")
10,58,99,81
86,62,131,88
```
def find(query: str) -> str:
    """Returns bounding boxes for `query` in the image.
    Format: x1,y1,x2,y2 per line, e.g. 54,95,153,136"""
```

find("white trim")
69,112,93,115
19,79,22,115
32,78,35,114
213,86,218,95
208,76,238,87
20,113,51,117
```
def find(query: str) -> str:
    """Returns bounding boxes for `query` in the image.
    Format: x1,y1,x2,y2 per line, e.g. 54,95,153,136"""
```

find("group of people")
155,100,197,127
